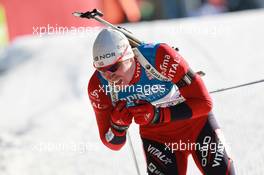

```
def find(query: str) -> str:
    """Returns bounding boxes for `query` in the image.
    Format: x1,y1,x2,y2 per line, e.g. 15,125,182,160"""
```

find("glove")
110,100,132,132
128,100,158,126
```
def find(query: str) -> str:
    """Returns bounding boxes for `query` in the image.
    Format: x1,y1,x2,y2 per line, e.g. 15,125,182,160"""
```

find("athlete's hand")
111,100,133,131
128,100,156,126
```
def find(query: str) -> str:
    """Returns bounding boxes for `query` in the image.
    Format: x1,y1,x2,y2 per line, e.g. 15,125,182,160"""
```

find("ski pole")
73,9,142,174
210,78,264,94
72,9,142,47
127,131,141,175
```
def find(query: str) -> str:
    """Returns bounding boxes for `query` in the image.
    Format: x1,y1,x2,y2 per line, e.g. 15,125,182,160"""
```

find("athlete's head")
93,28,135,85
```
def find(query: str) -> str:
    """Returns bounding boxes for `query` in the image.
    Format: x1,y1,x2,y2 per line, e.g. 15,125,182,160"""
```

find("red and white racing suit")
88,43,235,175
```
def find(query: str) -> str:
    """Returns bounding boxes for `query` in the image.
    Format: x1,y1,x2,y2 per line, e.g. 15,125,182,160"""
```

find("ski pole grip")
72,9,103,19
73,9,143,47
83,9,103,18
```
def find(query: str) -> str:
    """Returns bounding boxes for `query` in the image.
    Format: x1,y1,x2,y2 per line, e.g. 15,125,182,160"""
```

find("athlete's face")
98,58,135,86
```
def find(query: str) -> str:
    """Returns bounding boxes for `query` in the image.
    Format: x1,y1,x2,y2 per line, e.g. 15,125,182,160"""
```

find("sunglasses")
95,46,130,73
97,61,123,73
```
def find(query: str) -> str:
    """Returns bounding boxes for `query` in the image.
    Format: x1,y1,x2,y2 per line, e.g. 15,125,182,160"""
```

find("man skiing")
88,28,235,175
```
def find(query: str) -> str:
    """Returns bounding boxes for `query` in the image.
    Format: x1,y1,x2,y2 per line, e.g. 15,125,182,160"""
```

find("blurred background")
1,1,264,175
0,0,264,44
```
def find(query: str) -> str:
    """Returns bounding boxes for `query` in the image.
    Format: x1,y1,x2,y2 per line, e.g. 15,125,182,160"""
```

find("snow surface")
1,9,264,175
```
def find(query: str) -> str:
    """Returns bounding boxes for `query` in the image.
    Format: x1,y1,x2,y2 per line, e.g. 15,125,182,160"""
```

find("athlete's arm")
88,72,127,150
154,43,213,122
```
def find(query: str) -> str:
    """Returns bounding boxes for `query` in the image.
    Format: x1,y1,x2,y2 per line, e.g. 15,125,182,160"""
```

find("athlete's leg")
192,113,236,175
141,138,188,175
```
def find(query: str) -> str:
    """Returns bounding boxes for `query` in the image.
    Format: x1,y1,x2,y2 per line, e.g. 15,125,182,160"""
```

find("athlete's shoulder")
138,43,170,50
88,71,112,111
88,71,106,101
155,43,190,82
137,43,178,59
155,43,184,63
136,43,161,63
137,43,160,53
88,71,101,91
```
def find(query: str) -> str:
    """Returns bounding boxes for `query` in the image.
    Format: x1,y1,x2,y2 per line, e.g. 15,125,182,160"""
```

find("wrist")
110,120,129,134
111,126,127,137
150,107,161,124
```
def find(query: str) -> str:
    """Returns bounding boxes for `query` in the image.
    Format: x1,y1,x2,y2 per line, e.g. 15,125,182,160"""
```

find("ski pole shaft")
127,131,141,175
73,10,141,174
210,78,264,94
94,16,142,45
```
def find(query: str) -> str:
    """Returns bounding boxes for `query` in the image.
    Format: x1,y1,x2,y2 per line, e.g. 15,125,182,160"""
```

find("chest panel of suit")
98,43,175,107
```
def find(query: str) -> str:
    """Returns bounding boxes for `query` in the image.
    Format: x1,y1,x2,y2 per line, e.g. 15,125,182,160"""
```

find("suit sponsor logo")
148,162,156,172
159,54,179,80
147,144,172,165
148,162,165,175
90,89,99,99
91,102,106,109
